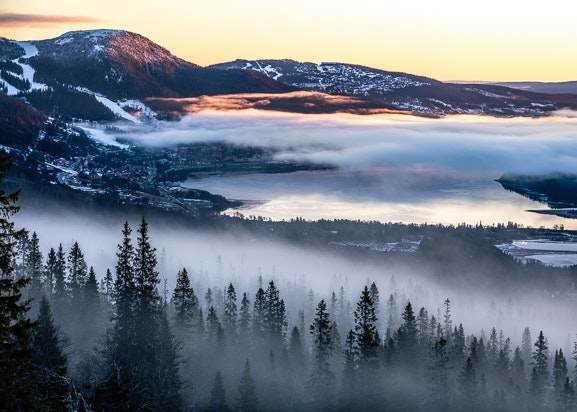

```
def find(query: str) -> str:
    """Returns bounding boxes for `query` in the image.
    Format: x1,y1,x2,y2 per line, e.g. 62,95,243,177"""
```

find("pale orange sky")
1,0,576,82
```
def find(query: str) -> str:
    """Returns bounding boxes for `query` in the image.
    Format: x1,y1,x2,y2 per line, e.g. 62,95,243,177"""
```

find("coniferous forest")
4,149,577,412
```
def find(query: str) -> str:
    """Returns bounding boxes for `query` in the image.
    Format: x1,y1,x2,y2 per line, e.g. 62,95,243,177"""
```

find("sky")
1,0,576,82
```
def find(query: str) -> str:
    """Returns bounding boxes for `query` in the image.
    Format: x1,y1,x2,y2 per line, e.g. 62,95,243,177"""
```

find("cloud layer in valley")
122,110,577,178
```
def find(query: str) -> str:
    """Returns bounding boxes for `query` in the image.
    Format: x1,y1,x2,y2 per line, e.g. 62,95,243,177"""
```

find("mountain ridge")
0,29,576,121
210,59,577,116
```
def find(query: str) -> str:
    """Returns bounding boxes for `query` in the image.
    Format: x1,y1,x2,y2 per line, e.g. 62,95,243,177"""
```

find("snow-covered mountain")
0,30,294,121
211,59,432,96
211,59,577,116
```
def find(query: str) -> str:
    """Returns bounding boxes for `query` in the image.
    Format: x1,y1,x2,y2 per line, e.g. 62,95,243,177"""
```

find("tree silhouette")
30,295,70,410
0,150,35,410
308,299,335,407
236,359,258,412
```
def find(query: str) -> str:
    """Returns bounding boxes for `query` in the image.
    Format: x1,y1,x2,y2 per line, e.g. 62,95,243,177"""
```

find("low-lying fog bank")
18,204,577,354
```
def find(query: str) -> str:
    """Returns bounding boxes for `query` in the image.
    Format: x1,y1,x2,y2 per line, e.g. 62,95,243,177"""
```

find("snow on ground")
74,87,144,123
119,99,157,118
93,94,142,123
1,79,20,96
512,240,577,252
263,65,283,80
79,126,129,149
525,254,577,267
497,239,577,267
55,36,73,46
16,41,39,58
12,42,49,92
46,163,78,176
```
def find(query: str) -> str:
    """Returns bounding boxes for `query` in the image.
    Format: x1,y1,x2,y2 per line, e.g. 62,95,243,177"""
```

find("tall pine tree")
0,151,36,410
30,295,70,410
172,267,198,333
308,299,335,408
236,359,258,412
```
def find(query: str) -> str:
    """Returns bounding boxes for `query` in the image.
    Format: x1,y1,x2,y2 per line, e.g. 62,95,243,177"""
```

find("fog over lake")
121,110,577,228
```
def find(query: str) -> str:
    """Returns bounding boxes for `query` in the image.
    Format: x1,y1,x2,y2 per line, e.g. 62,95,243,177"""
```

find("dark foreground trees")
0,152,36,411
9,187,577,411
30,296,70,410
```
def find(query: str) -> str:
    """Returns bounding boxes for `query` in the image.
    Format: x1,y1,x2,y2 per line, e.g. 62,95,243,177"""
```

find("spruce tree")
288,325,304,369
206,306,221,342
152,310,183,411
263,281,287,345
112,221,136,352
101,268,114,304
457,356,477,411
44,247,57,297
172,267,198,332
77,266,101,349
443,298,452,342
553,348,569,407
354,286,380,367
239,292,251,332
67,241,87,305
84,266,99,307
223,282,238,335
98,222,136,408
236,359,258,412
341,329,358,409
369,281,379,315
521,327,532,365
208,371,229,412
487,327,499,365
510,346,526,392
0,151,35,410
53,243,67,309
134,217,161,323
560,377,576,412
529,330,549,407
30,295,70,410
352,286,380,410
308,299,335,406
429,337,450,411
417,307,429,348
25,231,43,300
252,287,266,343
398,301,417,359
205,287,213,310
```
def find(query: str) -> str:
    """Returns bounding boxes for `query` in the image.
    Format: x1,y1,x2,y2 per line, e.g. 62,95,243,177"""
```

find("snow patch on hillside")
79,126,129,149
93,94,142,123
55,29,120,44
15,42,48,91
0,80,19,95
74,86,142,123
119,99,157,119
1,41,49,95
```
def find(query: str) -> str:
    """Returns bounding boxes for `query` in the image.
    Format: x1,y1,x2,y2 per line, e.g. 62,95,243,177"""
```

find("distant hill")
490,81,577,95
211,59,577,117
497,173,577,209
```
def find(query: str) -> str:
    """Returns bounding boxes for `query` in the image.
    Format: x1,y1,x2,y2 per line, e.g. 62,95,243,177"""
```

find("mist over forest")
4,112,577,411
7,187,577,411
